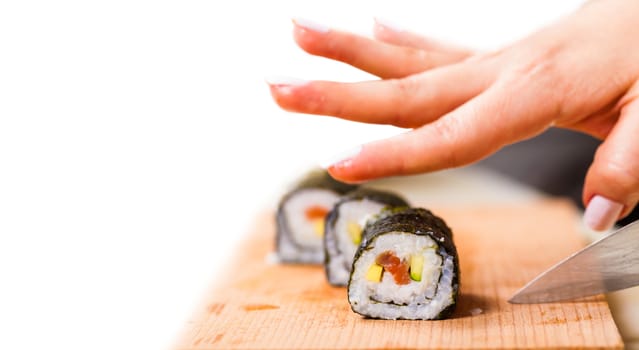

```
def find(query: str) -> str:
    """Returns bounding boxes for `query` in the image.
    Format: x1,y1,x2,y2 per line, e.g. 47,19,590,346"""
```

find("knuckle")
388,77,421,127
391,77,418,101
505,39,564,79
431,118,464,166
303,91,329,114
502,47,568,118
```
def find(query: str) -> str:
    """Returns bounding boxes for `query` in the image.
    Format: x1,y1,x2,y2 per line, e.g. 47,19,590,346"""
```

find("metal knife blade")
509,220,639,304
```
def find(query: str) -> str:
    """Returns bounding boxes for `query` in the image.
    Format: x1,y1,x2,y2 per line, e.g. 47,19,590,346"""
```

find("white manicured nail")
293,17,330,33
374,17,405,33
265,76,308,86
320,146,362,169
583,195,623,231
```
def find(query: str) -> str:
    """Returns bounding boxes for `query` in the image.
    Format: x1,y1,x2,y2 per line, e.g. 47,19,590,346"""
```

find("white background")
0,1,583,349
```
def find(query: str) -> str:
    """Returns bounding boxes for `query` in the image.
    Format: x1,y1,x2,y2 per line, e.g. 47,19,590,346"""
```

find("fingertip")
583,195,624,232
292,17,331,55
325,136,410,183
321,145,378,184
322,146,366,183
326,164,367,184
264,76,308,87
292,17,330,34
319,145,362,170
265,76,310,109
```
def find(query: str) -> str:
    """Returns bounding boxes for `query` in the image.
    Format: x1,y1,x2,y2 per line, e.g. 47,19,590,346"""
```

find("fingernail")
583,195,623,231
374,17,405,33
320,145,362,170
265,75,308,86
292,17,330,34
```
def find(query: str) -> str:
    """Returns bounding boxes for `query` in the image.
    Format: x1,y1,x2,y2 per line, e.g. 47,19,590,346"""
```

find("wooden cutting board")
174,200,623,349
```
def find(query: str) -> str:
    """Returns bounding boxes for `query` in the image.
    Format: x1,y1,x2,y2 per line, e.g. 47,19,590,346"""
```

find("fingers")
583,86,639,231
326,80,557,183
373,18,473,60
267,62,492,128
271,18,492,127
292,18,469,79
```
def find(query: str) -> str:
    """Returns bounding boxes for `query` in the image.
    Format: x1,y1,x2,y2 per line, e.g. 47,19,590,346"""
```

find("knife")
509,220,639,304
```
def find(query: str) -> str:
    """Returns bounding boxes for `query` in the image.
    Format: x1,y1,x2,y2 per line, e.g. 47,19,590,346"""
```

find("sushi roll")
348,207,459,320
324,188,409,286
276,169,358,264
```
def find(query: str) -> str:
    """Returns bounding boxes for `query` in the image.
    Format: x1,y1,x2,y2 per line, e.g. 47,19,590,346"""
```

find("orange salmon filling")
304,205,329,221
376,251,410,285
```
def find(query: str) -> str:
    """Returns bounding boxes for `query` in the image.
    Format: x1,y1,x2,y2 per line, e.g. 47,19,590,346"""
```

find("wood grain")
174,201,623,349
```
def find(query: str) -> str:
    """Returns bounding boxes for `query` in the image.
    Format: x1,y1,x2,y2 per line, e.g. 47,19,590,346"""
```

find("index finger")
326,79,559,182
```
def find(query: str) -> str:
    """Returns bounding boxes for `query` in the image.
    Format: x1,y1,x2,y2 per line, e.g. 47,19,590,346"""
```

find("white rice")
348,232,456,320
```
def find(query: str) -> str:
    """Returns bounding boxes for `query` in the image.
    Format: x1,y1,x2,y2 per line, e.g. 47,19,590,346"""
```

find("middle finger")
268,60,494,128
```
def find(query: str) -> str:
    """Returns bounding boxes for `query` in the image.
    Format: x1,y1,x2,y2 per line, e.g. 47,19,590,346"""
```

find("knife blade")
509,220,639,304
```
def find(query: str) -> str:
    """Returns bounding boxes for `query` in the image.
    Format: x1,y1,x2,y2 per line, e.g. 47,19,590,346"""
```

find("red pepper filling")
376,251,410,285
304,205,329,221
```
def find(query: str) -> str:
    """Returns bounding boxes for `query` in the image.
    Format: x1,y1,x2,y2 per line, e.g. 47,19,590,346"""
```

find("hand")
267,0,639,231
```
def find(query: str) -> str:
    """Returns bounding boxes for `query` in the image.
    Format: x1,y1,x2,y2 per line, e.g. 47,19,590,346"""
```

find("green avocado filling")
409,254,424,282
